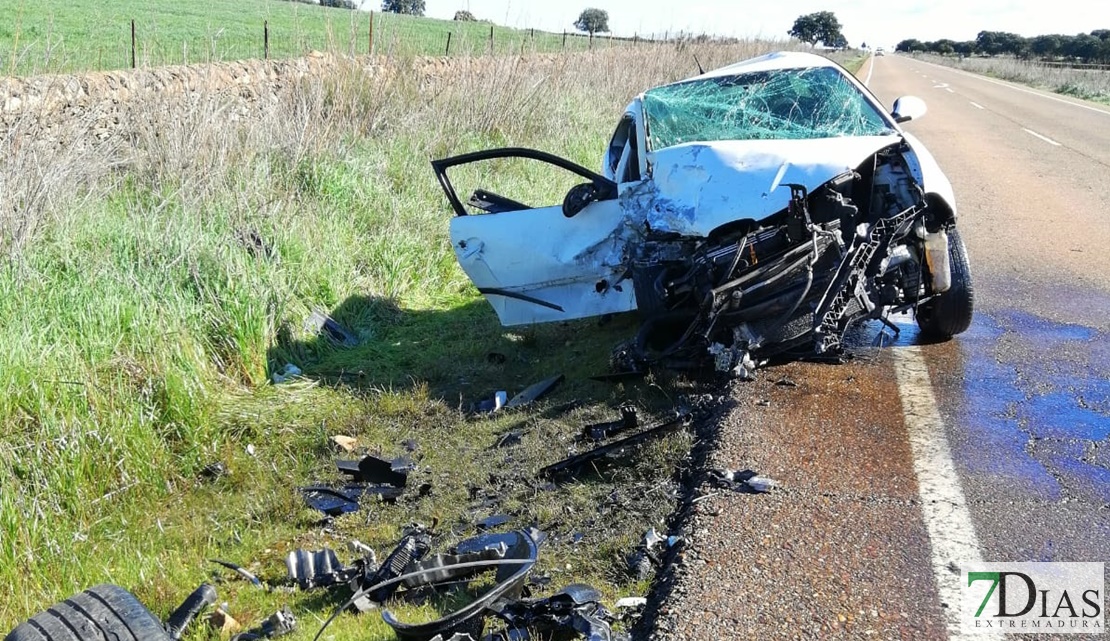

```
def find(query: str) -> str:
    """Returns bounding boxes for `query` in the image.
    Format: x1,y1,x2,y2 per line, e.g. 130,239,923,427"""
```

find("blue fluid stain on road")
955,308,1110,504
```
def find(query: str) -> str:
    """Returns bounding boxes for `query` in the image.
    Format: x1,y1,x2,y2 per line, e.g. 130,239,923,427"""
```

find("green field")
0,0,654,76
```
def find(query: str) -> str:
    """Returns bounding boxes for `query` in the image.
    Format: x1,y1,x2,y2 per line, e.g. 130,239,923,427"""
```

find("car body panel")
449,200,637,326
629,136,902,236
437,51,958,327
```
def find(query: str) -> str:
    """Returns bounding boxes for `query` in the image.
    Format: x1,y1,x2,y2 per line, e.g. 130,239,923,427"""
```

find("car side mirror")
563,182,608,217
891,96,927,123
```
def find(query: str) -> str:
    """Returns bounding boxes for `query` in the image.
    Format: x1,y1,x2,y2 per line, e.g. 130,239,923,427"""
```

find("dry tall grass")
910,52,1110,102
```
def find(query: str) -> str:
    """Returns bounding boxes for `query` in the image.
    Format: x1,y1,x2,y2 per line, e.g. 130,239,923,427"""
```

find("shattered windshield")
642,67,893,149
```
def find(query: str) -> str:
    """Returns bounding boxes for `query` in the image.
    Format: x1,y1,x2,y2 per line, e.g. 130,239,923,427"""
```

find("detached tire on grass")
5,585,170,641
916,226,974,338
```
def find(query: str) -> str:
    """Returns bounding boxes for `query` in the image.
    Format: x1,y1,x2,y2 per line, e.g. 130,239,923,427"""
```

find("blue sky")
406,0,1104,49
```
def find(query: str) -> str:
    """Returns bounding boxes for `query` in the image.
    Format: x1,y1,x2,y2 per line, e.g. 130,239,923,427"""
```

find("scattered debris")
709,468,779,493
486,583,628,641
775,377,798,387
246,444,257,457
306,310,360,348
286,548,353,590
165,584,218,641
614,596,647,610
331,435,358,452
582,404,638,441
625,528,682,581
473,390,509,414
271,363,302,384
209,559,263,588
199,461,228,481
299,484,403,516
494,430,523,448
504,374,564,409
208,605,241,635
476,514,511,530
541,412,692,479
379,529,539,641
588,371,646,383
338,454,411,488
235,228,275,260
233,607,296,640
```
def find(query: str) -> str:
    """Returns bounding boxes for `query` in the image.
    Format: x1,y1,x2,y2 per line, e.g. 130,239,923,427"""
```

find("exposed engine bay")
616,143,951,376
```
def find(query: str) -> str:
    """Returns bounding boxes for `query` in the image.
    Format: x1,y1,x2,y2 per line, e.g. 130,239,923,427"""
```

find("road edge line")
892,346,995,639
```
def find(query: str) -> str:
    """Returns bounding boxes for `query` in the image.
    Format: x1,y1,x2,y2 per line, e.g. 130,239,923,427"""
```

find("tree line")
896,30,1110,63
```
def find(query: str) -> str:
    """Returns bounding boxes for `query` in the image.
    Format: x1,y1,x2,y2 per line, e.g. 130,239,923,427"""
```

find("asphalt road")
651,55,1110,640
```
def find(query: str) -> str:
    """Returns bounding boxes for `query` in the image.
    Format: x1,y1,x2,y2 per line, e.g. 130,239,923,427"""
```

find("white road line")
893,346,990,640
910,58,1110,117
1023,128,1062,146
969,101,984,109
864,54,875,87
945,87,954,93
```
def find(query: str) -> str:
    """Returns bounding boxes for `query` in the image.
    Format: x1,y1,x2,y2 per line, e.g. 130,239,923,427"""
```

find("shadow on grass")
265,293,649,405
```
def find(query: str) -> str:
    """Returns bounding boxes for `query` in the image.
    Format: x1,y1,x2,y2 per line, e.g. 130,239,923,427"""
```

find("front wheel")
916,227,974,337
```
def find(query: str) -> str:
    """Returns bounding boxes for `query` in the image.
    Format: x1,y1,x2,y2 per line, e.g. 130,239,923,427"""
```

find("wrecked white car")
434,52,973,373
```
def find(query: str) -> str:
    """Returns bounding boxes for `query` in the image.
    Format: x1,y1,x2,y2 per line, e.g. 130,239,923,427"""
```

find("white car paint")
447,52,955,326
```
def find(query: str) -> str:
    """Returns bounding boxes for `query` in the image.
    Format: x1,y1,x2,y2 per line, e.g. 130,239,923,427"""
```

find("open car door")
433,148,636,326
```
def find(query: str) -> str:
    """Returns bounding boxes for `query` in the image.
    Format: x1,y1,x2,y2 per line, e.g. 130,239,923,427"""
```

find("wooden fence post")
264,20,269,59
130,19,136,68
563,30,567,48
489,24,494,54
445,32,452,56
368,11,374,55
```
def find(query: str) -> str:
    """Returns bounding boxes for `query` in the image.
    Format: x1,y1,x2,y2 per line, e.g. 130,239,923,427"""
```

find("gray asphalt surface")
650,55,1110,640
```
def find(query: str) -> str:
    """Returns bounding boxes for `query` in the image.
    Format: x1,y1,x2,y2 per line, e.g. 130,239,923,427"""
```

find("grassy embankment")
0,0,635,77
0,36,806,636
908,52,1110,104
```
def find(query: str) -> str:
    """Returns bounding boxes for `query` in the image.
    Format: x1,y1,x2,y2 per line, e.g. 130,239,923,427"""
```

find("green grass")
908,52,1110,105
0,0,643,76
0,43,799,636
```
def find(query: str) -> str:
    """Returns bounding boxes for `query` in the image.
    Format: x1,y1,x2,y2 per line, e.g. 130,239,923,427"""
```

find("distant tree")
895,38,925,53
381,0,424,15
953,41,976,56
1068,33,1102,61
828,33,848,49
453,10,476,21
928,39,956,55
321,0,357,8
574,8,609,35
1090,29,1110,41
788,11,843,47
1030,34,1062,58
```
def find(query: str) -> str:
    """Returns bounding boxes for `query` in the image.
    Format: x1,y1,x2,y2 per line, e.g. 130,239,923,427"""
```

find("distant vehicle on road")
875,47,886,56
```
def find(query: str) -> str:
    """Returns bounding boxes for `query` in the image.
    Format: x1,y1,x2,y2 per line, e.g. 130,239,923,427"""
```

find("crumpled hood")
626,135,901,236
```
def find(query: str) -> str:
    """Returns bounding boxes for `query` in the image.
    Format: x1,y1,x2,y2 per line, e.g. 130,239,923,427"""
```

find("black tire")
6,585,170,641
916,227,974,338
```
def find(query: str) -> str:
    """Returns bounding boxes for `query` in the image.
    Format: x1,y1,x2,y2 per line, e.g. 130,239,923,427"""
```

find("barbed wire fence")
1,11,715,78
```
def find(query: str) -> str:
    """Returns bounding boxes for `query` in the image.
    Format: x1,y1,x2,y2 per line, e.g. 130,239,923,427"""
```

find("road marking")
910,59,1110,117
969,101,984,109
864,54,875,87
893,346,990,639
1023,128,1062,146
945,87,954,93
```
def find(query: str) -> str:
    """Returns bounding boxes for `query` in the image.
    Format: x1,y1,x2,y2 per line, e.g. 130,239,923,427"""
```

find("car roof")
664,51,842,86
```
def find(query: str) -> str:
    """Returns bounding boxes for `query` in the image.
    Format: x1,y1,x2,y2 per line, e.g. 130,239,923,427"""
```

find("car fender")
900,131,958,221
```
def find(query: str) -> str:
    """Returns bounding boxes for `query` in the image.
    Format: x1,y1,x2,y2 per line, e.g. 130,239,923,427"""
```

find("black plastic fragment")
165,584,218,641
588,371,646,383
286,548,357,590
540,413,691,479
504,374,564,409
476,515,511,531
380,529,540,641
300,484,403,516
583,404,638,441
306,310,360,348
485,582,622,641
336,455,410,488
